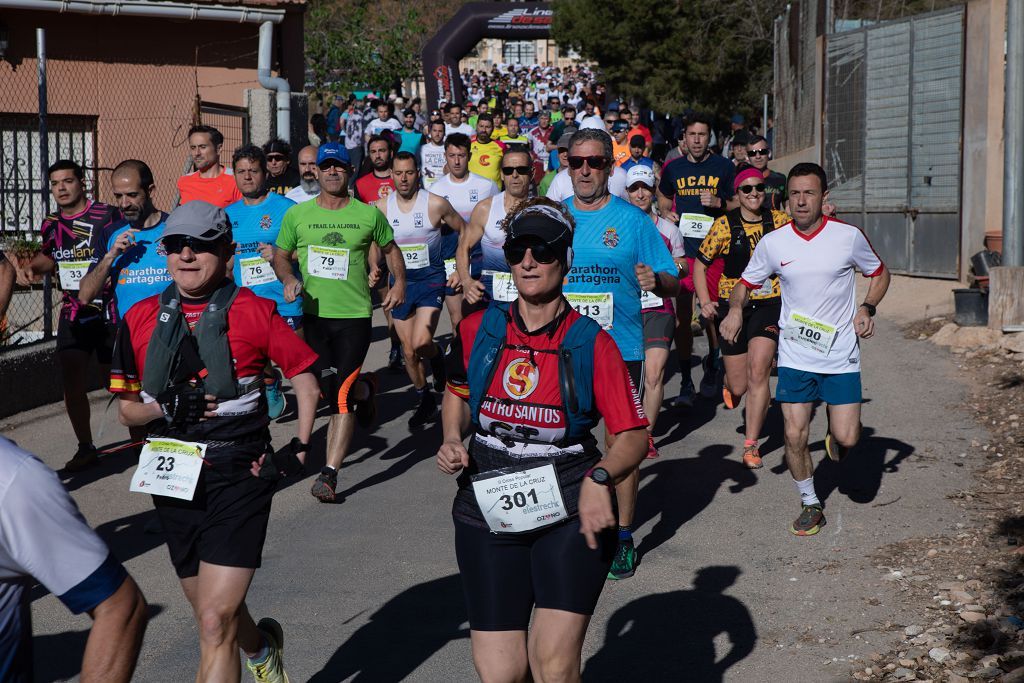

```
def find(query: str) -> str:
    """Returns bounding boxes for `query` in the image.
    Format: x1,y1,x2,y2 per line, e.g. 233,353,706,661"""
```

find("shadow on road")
634,445,756,558
814,426,915,505
308,574,468,682
584,566,756,682
32,603,164,682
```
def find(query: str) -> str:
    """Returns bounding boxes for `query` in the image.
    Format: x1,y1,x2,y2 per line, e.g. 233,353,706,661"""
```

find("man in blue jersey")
563,128,680,580
658,113,737,406
80,160,172,320
226,144,301,419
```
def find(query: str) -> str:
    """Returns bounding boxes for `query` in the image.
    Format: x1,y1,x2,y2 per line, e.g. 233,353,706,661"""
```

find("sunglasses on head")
163,235,223,255
504,239,560,265
738,183,766,194
747,148,770,158
501,165,531,176
566,155,610,171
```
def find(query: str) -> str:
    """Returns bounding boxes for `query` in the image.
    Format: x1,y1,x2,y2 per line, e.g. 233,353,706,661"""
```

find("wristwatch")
585,466,613,487
860,303,877,317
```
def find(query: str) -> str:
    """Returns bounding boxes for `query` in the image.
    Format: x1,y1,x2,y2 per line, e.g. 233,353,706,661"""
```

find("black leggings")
454,518,616,631
303,315,372,414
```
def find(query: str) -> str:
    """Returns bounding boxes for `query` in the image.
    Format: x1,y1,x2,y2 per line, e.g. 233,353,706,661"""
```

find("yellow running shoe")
246,617,290,683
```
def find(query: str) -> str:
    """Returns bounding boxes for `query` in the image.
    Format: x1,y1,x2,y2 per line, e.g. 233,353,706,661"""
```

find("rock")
950,590,974,603
948,675,969,683
898,658,916,667
905,624,924,637
959,611,987,623
932,323,960,346
965,604,986,612
939,581,965,591
906,646,929,660
1004,666,1024,683
929,646,951,663
950,326,1002,349
978,654,1001,668
893,667,915,680
927,548,938,557
1002,332,1024,354
965,580,983,590
973,667,1002,679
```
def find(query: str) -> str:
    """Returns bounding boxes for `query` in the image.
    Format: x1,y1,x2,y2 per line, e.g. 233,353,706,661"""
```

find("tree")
551,0,786,116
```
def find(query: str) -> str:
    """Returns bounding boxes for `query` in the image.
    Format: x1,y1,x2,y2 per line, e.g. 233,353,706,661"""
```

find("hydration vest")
723,207,776,280
142,280,249,400
467,302,602,446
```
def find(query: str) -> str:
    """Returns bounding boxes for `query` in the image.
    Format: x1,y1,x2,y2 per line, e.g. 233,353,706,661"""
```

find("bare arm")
79,228,137,304
854,265,891,339
432,194,466,234
81,575,147,683
657,188,678,223
272,247,302,302
578,427,648,549
117,394,163,426
437,389,471,474
28,252,55,277
718,282,750,345
378,241,406,312
458,200,488,303
693,259,716,319
653,271,680,299
0,259,14,320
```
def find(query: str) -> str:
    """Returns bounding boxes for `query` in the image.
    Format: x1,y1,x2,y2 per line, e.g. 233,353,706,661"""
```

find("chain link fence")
773,0,819,158
0,56,229,349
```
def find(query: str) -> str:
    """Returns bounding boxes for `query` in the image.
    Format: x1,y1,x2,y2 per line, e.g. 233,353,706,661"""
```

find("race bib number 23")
129,438,206,501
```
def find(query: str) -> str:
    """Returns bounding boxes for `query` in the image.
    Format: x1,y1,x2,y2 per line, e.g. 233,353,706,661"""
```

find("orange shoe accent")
722,385,738,410
335,365,364,414
742,443,763,469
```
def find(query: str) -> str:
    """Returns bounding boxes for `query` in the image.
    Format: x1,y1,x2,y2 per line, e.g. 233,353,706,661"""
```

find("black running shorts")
715,299,782,357
454,518,616,631
56,315,115,363
303,315,373,414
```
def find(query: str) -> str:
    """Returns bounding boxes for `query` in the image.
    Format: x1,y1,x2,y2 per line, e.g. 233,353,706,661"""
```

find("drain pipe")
258,21,290,142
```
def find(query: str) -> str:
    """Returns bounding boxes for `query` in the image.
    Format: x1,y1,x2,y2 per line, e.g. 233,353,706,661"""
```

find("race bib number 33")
471,462,566,533
58,260,91,290
129,438,206,501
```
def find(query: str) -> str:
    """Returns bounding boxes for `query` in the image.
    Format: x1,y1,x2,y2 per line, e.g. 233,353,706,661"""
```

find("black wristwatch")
860,303,877,317
586,466,613,487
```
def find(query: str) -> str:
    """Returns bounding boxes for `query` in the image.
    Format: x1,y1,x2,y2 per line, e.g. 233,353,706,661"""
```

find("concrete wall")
0,342,105,419
961,0,1007,277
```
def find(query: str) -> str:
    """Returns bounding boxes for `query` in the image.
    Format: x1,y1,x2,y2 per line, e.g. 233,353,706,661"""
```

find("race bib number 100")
566,292,613,329
239,256,276,287
129,438,206,501
679,213,714,240
783,312,838,355
307,245,350,280
471,462,567,533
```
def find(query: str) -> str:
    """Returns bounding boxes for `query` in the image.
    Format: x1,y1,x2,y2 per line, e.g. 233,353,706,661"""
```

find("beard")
300,177,319,193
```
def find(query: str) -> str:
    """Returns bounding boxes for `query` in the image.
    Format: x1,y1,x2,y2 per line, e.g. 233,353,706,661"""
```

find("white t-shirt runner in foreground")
739,217,884,374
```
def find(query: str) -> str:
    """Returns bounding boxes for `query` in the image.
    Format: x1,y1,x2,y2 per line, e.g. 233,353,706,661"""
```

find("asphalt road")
9,298,982,682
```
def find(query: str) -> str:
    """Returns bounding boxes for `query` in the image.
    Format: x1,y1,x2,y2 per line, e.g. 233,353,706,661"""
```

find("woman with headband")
437,197,649,682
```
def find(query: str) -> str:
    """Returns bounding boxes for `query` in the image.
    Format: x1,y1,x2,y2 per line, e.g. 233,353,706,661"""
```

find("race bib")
129,438,206,501
444,258,457,279
307,245,350,280
471,462,566,533
679,213,714,240
566,292,613,329
239,256,276,287
400,243,429,270
783,311,837,355
58,260,90,290
484,269,518,302
640,289,664,310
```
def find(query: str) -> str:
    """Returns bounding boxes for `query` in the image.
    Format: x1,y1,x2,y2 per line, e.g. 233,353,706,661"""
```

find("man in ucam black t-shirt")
23,159,126,473
110,200,320,683
657,113,736,408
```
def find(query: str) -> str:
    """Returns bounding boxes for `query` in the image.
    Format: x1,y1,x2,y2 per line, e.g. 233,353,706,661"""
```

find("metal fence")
824,6,964,277
773,0,819,158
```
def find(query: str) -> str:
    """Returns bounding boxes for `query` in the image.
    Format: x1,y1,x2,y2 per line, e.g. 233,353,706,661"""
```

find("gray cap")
556,130,577,149
163,201,232,241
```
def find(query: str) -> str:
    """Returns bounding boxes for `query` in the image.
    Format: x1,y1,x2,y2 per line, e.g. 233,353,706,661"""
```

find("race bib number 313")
471,462,566,533
129,438,206,501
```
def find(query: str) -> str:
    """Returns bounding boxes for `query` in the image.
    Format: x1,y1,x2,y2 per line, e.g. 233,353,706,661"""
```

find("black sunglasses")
504,239,560,265
738,183,766,194
501,165,531,176
567,155,610,171
266,154,287,162
747,148,770,157
163,235,223,255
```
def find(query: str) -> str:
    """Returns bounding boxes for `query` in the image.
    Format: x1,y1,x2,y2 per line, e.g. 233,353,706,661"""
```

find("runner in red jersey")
24,159,126,472
177,125,242,208
354,134,396,203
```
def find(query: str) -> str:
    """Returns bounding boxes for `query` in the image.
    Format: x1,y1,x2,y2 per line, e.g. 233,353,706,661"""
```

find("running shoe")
310,467,338,503
409,391,438,429
790,504,826,536
265,379,285,420
698,356,718,398
246,617,290,683
669,380,696,408
387,346,404,372
608,539,638,580
646,433,659,459
722,384,739,410
824,426,857,462
353,373,378,429
430,352,447,393
742,443,763,469
63,443,98,472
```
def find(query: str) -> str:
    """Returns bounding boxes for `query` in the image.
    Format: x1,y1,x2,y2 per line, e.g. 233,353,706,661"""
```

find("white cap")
626,165,655,188
579,116,604,130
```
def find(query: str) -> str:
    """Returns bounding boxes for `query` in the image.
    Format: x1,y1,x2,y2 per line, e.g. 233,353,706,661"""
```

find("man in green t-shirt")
274,143,406,503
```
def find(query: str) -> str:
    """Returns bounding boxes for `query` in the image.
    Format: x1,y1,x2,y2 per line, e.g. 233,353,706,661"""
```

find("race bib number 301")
239,256,276,287
566,292,613,329
307,245,350,280
471,462,566,533
679,213,714,240
129,438,206,501
58,260,91,290
783,312,837,355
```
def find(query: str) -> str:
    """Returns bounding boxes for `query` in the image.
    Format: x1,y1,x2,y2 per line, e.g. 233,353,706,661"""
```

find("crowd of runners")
0,60,891,683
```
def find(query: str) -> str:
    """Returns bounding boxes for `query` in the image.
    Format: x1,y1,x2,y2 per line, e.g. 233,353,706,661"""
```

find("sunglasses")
318,160,350,171
747,148,770,158
504,239,560,265
266,154,287,162
567,155,610,171
163,235,223,255
501,165,531,176
738,183,766,194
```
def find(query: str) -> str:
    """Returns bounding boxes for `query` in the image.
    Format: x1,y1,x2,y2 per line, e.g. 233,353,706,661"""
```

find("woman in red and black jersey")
437,198,648,683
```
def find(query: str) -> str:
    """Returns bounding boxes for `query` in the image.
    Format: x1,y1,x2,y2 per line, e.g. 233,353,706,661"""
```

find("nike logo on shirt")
781,260,795,267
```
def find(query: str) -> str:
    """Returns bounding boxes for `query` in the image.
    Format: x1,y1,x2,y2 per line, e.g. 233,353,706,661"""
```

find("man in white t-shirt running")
720,162,890,537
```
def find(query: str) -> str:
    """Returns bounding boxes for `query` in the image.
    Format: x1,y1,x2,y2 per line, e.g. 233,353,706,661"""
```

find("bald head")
111,158,156,224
